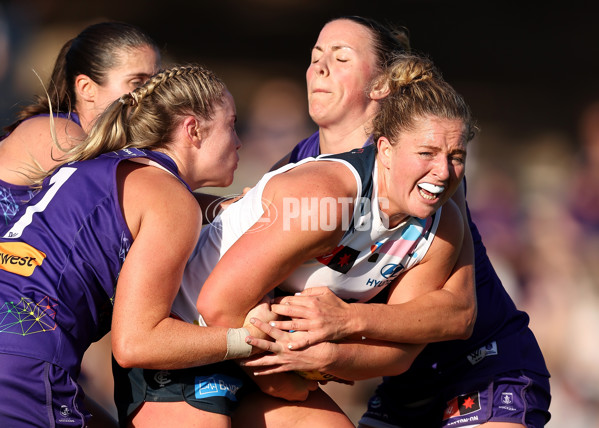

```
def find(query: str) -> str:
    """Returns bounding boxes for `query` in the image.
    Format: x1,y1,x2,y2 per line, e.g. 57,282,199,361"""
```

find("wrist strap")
224,328,252,360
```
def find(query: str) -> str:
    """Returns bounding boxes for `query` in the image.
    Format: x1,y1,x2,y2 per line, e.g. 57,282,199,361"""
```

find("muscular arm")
306,339,423,380
243,191,474,380
350,185,475,343
196,161,356,328
195,162,356,399
245,318,424,381
266,185,475,347
111,162,230,369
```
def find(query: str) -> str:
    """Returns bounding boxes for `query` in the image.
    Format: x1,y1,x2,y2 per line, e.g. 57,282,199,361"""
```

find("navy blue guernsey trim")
319,145,376,239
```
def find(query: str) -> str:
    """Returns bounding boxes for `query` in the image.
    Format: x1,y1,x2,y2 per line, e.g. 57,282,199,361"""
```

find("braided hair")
33,65,226,184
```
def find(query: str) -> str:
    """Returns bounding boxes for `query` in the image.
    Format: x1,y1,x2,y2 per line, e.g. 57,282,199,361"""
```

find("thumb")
297,286,330,296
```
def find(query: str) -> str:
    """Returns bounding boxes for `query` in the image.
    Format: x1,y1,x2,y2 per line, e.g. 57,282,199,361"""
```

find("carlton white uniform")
173,145,441,324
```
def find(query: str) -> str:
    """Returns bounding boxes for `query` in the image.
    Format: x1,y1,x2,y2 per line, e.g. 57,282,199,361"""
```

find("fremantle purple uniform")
289,132,551,428
0,148,184,427
0,113,81,224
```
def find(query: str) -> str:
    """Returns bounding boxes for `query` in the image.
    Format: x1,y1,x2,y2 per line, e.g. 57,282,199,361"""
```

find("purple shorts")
0,353,89,427
359,370,551,428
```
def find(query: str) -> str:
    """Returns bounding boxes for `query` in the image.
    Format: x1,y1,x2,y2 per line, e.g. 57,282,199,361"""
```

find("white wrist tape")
224,328,252,360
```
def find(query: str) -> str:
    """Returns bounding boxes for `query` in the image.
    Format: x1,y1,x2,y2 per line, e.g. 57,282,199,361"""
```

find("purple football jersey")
0,148,184,378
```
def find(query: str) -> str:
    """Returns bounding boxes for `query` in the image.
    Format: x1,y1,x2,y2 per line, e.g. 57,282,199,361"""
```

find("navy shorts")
0,353,90,427
113,359,251,426
359,370,551,428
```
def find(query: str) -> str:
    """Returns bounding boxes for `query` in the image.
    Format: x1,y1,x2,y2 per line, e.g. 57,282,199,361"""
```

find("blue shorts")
359,370,551,428
113,359,251,426
0,353,90,427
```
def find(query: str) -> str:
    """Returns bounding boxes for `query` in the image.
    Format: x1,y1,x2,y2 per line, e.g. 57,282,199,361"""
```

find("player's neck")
319,125,369,155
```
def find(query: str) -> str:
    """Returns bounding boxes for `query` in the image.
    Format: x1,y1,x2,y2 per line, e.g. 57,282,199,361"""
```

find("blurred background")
1,0,598,426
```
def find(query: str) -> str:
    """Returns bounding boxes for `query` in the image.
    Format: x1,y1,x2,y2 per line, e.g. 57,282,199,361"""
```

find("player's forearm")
349,286,476,344
322,339,423,380
113,317,229,369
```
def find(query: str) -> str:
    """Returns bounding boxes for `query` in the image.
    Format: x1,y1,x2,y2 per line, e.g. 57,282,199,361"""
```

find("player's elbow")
197,300,231,327
455,303,477,340
353,357,415,380
112,333,145,369
377,358,415,378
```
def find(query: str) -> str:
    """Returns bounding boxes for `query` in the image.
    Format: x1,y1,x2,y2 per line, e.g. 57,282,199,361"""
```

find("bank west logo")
0,242,46,277
195,374,243,401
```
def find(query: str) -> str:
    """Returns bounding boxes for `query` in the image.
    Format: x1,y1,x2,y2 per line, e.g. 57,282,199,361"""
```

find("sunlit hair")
3,21,159,134
334,16,410,71
31,65,226,184
371,53,476,145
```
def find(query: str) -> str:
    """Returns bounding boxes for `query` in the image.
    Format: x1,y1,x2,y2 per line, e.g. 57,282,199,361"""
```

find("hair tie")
118,93,138,107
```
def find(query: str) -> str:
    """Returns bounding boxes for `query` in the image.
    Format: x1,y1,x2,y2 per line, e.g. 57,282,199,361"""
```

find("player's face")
306,19,380,128
94,45,160,112
377,116,467,226
198,91,241,187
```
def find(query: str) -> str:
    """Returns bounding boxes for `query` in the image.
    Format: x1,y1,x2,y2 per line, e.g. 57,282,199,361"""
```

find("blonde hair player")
0,65,269,428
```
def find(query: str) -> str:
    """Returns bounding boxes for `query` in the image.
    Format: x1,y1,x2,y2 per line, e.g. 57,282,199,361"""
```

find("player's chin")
410,204,437,220
216,173,235,188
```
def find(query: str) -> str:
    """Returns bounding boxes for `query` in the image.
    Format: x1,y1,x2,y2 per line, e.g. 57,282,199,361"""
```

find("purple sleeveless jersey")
0,148,184,377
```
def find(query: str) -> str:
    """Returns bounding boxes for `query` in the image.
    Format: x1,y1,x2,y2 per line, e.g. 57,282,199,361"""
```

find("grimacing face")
377,116,468,226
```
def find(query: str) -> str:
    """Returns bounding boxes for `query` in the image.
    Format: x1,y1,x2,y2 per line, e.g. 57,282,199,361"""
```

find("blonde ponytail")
31,65,226,185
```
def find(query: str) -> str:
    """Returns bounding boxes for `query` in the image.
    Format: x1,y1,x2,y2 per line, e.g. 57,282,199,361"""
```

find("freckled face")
377,116,468,224
306,19,380,127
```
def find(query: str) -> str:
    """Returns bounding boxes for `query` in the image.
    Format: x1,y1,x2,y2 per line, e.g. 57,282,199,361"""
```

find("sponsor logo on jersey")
57,404,75,424
0,242,46,277
466,341,498,365
317,245,360,274
195,374,243,401
154,370,172,387
380,263,404,279
443,391,481,420
501,392,514,405
498,390,518,412
364,262,405,288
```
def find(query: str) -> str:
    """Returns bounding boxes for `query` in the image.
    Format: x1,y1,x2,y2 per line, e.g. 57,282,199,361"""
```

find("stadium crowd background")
1,1,598,426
